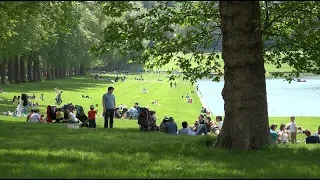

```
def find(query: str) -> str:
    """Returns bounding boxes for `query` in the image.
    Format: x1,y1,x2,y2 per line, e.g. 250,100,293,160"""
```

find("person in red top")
88,105,98,129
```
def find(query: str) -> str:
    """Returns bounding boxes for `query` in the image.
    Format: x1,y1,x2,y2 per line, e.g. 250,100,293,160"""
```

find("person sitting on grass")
165,117,178,135
160,116,169,132
26,109,35,122
88,105,97,129
66,108,79,129
55,108,64,123
216,116,224,132
270,124,280,144
179,121,196,135
151,100,159,105
40,114,45,122
278,123,289,144
142,87,148,93
27,109,41,123
303,129,320,144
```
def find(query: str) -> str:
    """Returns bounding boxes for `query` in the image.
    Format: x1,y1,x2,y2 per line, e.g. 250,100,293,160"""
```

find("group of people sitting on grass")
269,116,320,144
158,114,224,135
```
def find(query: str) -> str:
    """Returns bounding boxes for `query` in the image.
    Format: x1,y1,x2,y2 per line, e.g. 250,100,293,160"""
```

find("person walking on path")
102,86,116,128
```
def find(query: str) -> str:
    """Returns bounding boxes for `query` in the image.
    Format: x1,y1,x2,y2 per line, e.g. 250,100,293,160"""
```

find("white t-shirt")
68,112,78,122
218,121,224,130
29,113,40,123
178,128,196,136
279,130,289,143
290,122,297,132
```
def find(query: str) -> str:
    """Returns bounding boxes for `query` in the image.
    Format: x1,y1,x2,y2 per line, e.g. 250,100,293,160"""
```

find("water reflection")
198,77,320,117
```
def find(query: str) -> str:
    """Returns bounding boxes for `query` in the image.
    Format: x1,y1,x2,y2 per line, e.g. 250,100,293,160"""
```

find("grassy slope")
150,52,293,72
1,74,320,178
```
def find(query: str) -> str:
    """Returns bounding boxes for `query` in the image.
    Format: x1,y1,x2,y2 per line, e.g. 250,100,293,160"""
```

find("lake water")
198,76,320,117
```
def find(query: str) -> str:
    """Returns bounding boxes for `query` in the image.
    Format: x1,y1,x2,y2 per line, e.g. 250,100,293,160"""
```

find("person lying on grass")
303,129,320,144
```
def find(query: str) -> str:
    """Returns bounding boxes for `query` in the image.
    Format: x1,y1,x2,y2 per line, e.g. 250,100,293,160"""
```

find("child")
290,116,297,143
40,114,45,122
88,105,98,129
55,90,63,105
55,108,64,123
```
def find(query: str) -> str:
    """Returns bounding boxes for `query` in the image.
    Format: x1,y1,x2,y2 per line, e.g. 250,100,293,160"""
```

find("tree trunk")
36,57,41,81
14,56,20,84
7,59,14,84
63,67,66,78
27,55,33,82
55,65,59,79
33,57,38,82
1,59,6,84
20,56,26,83
69,66,73,77
47,63,52,80
52,64,56,80
214,1,269,150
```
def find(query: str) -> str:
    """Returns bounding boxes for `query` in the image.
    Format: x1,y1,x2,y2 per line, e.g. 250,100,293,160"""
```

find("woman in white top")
278,123,289,143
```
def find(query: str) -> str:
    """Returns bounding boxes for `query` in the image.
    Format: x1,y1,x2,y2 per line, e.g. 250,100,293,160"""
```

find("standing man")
102,87,116,128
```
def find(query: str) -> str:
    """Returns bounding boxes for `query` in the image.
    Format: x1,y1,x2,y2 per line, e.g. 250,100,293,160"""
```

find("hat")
90,105,95,109
163,116,169,121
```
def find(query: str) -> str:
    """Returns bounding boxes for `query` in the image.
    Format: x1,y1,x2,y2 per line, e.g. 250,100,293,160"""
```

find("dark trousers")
89,119,96,128
104,109,114,128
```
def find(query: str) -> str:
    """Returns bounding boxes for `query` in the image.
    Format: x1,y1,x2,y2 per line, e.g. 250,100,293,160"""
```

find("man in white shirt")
29,109,40,123
178,121,207,136
289,116,297,143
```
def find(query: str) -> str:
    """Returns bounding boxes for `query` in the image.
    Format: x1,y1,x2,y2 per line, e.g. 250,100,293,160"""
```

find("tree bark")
7,59,14,84
33,57,38,82
1,60,6,84
14,56,20,84
47,63,52,80
55,65,59,79
52,63,56,80
69,66,73,77
20,56,26,83
27,55,33,82
214,1,269,150
36,57,41,81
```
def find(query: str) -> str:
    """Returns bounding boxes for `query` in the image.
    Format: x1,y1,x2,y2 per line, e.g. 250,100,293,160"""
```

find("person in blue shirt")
270,124,280,144
166,117,178,135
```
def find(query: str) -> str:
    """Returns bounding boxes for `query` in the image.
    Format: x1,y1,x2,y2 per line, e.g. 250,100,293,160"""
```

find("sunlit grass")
0,74,320,178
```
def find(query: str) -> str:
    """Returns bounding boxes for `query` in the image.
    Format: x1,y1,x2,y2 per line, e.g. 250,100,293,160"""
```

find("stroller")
138,107,157,132
75,105,89,127
46,105,57,123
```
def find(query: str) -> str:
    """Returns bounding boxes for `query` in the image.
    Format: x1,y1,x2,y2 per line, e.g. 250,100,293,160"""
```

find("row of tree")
0,1,118,84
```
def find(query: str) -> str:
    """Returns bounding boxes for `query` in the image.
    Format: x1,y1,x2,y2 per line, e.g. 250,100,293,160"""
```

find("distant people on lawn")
170,82,173,88
55,90,63,105
142,87,148,93
102,86,116,128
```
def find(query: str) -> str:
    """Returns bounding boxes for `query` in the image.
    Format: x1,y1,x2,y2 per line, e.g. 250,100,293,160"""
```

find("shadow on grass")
1,120,320,178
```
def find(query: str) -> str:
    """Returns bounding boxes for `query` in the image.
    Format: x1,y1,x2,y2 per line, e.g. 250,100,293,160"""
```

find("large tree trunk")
27,55,33,82
14,56,20,84
214,1,269,150
7,59,14,84
36,57,41,81
1,59,6,84
20,56,26,83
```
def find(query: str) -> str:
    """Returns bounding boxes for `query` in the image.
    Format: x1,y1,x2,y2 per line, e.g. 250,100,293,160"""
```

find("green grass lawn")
1,74,320,178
